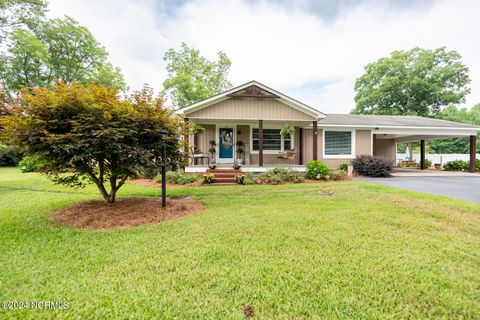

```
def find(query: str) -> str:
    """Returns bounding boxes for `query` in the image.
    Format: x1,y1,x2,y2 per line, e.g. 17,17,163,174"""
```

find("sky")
47,0,480,113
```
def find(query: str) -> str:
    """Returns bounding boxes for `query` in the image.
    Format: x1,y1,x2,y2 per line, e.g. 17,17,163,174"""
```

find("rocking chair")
190,147,209,165
277,148,296,160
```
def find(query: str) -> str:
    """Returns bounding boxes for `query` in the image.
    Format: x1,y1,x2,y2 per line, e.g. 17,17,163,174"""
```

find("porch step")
206,169,241,185
211,173,236,178
213,178,236,183
207,169,241,174
204,182,237,186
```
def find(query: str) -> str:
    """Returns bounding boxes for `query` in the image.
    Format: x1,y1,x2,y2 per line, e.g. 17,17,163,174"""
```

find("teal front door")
218,127,234,163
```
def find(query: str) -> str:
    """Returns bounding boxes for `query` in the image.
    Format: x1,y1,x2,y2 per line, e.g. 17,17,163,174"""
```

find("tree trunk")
95,182,111,203
107,189,117,203
88,168,128,203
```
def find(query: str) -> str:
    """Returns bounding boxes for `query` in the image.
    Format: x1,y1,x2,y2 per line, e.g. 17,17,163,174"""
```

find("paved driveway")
357,175,480,203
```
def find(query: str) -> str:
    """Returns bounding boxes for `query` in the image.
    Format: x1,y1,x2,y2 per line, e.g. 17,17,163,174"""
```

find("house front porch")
185,120,313,168
185,164,307,173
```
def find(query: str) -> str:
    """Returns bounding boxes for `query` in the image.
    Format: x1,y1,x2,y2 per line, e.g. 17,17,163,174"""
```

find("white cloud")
47,0,480,113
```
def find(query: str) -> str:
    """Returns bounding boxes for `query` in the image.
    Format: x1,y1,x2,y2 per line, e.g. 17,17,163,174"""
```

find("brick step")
212,177,236,183
205,182,237,186
207,169,241,173
211,173,237,178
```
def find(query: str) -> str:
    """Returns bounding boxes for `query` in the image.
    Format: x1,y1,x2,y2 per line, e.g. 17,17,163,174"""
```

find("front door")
218,127,234,163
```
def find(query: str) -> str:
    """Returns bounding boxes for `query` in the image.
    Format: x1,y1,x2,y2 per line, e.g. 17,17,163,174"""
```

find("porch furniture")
190,147,209,165
277,148,296,160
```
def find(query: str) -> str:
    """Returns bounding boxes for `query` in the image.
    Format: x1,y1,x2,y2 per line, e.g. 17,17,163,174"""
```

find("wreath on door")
221,130,233,151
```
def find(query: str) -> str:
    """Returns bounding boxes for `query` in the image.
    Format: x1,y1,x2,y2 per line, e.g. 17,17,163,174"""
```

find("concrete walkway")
357,170,480,203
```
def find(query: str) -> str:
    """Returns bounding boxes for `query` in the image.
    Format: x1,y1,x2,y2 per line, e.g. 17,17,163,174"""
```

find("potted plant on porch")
190,124,206,151
236,140,244,164
208,140,216,157
280,123,294,140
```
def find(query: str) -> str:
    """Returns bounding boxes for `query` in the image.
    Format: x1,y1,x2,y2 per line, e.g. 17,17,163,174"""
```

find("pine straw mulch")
129,178,202,188
51,197,204,230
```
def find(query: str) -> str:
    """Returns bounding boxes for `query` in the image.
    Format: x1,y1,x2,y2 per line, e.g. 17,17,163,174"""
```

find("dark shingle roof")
320,114,480,129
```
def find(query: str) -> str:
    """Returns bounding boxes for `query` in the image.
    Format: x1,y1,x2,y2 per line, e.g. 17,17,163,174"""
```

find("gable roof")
319,114,480,129
179,80,324,119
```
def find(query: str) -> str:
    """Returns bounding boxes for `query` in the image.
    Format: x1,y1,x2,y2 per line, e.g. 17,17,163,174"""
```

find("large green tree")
0,0,47,42
1,82,182,203
0,16,126,101
427,104,480,153
163,42,232,108
352,47,471,116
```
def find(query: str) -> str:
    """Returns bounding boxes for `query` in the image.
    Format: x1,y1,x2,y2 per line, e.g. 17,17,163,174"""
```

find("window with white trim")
252,128,293,152
324,131,352,155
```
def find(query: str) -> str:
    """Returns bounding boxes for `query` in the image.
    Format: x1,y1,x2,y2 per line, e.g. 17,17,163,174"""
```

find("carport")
318,114,479,172
369,116,479,172
374,128,477,172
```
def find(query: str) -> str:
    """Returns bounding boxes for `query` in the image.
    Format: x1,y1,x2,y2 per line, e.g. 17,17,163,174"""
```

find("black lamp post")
160,129,168,208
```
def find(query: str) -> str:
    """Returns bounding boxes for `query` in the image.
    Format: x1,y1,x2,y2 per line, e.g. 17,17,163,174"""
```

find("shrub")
351,155,393,177
1,81,183,203
256,167,303,184
424,159,432,169
155,170,199,184
329,169,347,180
397,160,418,168
268,174,282,185
202,173,214,184
137,164,160,179
18,155,46,172
271,167,303,182
0,144,23,166
305,160,329,180
338,163,348,172
477,159,480,172
154,170,181,184
177,174,200,184
443,160,469,171
398,159,433,169
235,173,254,185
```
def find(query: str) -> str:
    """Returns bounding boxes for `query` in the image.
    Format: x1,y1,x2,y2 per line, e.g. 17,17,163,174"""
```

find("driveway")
357,169,480,203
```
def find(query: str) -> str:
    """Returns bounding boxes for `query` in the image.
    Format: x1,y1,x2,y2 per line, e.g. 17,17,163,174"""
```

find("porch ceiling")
376,134,475,143
374,126,477,143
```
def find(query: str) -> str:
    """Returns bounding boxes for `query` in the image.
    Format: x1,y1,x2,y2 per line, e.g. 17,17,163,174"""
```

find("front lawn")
1,167,479,319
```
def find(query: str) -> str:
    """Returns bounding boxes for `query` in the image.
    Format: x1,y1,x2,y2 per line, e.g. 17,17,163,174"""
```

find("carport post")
420,140,426,170
470,135,476,173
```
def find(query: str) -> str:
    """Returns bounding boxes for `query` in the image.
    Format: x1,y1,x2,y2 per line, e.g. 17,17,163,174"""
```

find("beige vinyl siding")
187,98,315,121
195,124,215,154
373,138,396,161
195,124,251,164
301,129,372,168
355,130,372,155
237,125,250,163
193,125,373,168
301,128,315,164
249,127,300,165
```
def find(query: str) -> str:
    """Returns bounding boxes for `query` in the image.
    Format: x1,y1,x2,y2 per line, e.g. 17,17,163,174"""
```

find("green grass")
1,167,480,319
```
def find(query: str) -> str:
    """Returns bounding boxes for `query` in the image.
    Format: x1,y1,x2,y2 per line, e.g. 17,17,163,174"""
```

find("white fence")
396,153,479,164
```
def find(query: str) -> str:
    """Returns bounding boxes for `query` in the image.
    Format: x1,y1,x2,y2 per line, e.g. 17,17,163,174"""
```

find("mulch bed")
51,197,204,230
129,178,201,188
